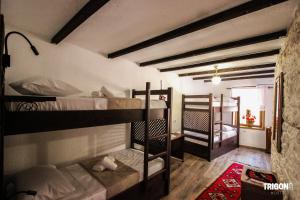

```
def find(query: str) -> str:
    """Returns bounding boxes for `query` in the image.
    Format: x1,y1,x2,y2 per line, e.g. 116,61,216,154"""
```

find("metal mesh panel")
184,110,210,132
131,119,167,153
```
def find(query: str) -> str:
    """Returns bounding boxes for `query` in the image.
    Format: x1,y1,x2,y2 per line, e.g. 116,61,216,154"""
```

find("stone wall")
271,2,300,199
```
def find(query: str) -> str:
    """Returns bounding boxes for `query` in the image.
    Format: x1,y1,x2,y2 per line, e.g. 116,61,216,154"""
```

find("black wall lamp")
2,31,39,68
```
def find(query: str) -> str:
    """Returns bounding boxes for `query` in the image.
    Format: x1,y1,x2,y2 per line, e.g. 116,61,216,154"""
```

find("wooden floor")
163,147,271,200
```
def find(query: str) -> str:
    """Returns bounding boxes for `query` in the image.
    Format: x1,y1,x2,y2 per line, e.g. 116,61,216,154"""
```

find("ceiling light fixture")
211,66,221,85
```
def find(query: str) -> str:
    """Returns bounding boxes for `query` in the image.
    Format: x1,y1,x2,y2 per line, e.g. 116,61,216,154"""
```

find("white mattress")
109,148,164,182
184,130,237,146
6,97,167,111
60,164,107,200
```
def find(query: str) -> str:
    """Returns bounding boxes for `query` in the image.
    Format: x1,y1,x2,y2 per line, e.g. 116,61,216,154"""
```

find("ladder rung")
148,151,167,161
149,134,168,140
148,169,167,180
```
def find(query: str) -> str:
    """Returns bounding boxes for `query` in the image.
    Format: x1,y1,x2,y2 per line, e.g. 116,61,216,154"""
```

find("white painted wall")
4,26,183,174
180,77,274,149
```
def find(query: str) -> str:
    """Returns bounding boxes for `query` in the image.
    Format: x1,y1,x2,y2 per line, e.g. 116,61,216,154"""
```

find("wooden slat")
183,108,209,113
193,69,275,80
133,89,169,96
160,50,279,72
184,102,209,106
204,74,274,82
51,0,110,44
183,127,209,135
148,151,167,161
184,134,209,142
4,95,56,102
184,95,210,98
179,63,275,77
107,0,286,58
140,30,286,66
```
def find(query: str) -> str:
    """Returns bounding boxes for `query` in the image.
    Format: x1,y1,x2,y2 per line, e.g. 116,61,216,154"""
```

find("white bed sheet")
59,164,107,200
109,148,164,182
6,97,166,111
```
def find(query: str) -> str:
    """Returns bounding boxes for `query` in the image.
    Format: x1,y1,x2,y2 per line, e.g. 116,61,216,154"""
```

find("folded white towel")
101,156,117,171
92,161,106,172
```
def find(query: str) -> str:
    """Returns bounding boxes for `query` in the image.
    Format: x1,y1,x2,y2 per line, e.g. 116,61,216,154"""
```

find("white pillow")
223,125,235,131
100,86,126,98
15,165,75,200
9,77,81,96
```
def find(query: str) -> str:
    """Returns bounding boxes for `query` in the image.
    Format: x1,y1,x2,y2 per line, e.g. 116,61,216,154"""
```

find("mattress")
6,97,167,111
58,148,164,200
184,130,237,146
59,164,107,200
109,148,164,182
184,96,237,110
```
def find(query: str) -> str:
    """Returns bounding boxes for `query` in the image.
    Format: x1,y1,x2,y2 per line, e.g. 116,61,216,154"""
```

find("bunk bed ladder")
131,83,171,194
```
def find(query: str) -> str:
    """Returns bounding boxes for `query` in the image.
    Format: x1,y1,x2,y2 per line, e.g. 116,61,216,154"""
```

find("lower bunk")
184,127,239,161
8,148,169,200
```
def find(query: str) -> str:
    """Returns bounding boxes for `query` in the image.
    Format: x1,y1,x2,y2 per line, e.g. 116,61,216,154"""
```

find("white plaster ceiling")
1,0,297,76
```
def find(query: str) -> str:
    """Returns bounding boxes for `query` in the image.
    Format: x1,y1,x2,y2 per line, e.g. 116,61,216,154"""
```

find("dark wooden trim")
4,109,165,135
179,63,275,77
204,74,274,82
160,49,279,72
183,94,210,98
51,0,110,44
140,30,286,66
193,69,275,80
184,134,209,142
184,102,209,106
144,82,150,185
107,0,286,58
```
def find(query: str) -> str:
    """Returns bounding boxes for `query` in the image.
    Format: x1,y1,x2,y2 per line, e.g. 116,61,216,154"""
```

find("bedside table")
171,133,184,161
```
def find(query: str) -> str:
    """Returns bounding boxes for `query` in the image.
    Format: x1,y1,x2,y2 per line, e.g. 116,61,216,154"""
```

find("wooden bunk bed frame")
182,93,240,161
0,15,172,200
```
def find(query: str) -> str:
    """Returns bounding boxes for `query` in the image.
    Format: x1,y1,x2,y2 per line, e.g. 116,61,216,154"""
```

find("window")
231,88,265,129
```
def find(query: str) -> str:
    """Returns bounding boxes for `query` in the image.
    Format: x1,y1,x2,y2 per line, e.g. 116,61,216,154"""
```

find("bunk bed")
0,15,172,200
182,94,240,161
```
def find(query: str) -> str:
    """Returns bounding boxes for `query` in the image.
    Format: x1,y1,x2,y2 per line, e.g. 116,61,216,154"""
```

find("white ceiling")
1,0,297,76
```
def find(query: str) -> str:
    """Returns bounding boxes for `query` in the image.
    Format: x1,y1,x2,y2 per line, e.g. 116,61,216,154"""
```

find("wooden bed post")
143,82,150,188
219,94,224,147
237,96,240,147
0,14,5,197
181,94,185,135
208,93,213,160
130,89,136,149
165,87,172,194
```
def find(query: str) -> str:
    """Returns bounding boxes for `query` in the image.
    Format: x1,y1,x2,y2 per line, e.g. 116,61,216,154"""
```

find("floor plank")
163,147,271,200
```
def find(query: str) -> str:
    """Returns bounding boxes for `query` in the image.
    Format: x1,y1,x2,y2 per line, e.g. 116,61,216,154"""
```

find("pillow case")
14,165,75,200
10,77,81,96
101,86,126,98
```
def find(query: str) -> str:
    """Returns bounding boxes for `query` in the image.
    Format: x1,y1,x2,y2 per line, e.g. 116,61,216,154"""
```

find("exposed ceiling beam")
193,69,275,80
51,0,110,44
139,30,286,66
204,74,274,82
107,0,286,58
160,49,279,72
179,63,275,77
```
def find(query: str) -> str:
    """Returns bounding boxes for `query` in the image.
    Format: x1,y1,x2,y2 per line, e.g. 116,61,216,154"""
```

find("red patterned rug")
196,162,244,200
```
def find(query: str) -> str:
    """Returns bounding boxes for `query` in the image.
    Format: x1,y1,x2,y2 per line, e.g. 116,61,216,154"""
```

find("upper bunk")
182,93,239,113
2,83,172,135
